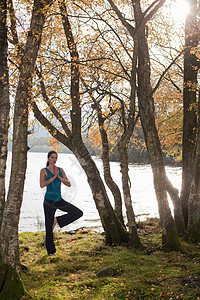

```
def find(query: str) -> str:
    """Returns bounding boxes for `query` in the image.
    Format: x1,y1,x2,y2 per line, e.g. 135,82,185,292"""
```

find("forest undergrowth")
19,218,200,299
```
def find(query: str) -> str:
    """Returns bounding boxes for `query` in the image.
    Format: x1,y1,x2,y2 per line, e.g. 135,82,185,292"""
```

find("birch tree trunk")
118,142,143,248
101,127,125,226
0,1,26,297
180,0,199,227
0,0,53,271
0,0,10,227
0,261,25,299
72,141,130,245
88,95,125,226
117,45,143,248
187,121,200,242
133,1,182,250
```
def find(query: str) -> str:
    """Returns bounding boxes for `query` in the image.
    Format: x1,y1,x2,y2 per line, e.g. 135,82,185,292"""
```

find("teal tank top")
44,167,63,201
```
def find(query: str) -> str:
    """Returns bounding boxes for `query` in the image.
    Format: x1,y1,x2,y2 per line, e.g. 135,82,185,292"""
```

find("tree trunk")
0,1,26,296
101,126,125,226
133,1,182,251
0,0,53,271
140,114,181,250
187,123,200,242
73,140,130,245
0,262,26,299
180,0,198,227
117,42,142,247
93,102,125,225
165,177,185,235
117,43,143,247
119,143,143,248
0,0,10,228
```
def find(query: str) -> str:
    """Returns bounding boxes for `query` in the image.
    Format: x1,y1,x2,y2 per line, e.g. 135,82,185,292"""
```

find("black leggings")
43,199,83,255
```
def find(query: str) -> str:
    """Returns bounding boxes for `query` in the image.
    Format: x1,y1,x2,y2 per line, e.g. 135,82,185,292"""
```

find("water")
5,152,182,233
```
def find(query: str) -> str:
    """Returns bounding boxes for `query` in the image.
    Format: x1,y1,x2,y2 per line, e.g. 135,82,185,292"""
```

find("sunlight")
171,0,190,23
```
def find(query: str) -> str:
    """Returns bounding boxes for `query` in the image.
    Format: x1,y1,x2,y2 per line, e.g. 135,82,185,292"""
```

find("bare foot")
52,217,57,231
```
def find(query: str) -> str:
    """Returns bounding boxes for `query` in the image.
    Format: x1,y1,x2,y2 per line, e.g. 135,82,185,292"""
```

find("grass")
19,219,200,299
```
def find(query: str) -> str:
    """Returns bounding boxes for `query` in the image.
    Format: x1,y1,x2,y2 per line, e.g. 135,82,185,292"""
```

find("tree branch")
8,0,20,48
152,50,184,94
35,66,72,137
135,0,167,37
31,100,70,148
143,0,161,17
72,1,133,61
58,0,81,136
107,0,135,37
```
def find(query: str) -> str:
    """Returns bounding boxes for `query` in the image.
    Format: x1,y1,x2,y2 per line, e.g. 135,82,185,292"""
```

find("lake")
5,152,182,233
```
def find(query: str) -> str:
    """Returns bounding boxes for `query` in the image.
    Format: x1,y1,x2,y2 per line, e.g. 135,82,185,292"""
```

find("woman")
40,150,83,255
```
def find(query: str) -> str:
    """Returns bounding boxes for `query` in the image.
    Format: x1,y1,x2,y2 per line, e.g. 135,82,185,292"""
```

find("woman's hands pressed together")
57,167,71,187
53,166,59,177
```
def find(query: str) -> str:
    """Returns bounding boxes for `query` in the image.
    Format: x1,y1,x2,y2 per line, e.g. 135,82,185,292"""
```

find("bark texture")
102,128,124,226
0,3,26,296
181,0,198,227
0,0,53,271
0,0,10,228
187,129,200,242
119,143,143,248
0,262,25,299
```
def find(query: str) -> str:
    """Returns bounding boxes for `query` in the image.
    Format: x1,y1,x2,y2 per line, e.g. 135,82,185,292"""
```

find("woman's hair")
46,150,57,167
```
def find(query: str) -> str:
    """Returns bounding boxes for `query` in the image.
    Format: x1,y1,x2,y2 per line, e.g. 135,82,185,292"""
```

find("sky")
169,0,190,24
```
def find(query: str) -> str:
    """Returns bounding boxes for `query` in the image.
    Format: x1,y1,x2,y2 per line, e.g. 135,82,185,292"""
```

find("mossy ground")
19,219,200,299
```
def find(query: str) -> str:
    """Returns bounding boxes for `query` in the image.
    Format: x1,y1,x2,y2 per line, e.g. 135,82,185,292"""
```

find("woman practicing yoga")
40,150,83,255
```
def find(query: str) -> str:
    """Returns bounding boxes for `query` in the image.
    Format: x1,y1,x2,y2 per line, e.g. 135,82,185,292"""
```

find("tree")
181,0,199,228
81,79,125,226
75,3,143,246
0,0,53,272
0,1,26,297
106,0,183,250
0,0,10,228
183,0,200,241
32,0,129,245
82,73,142,247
